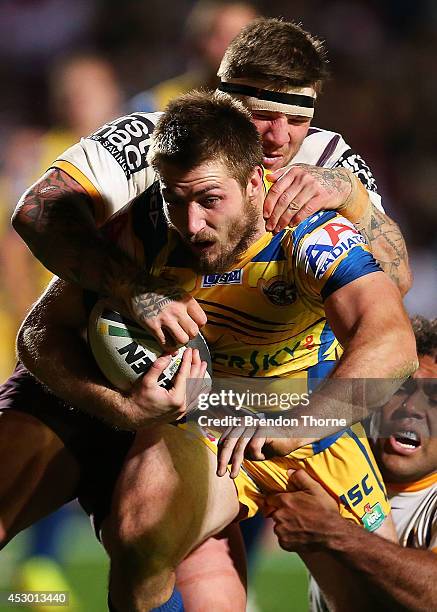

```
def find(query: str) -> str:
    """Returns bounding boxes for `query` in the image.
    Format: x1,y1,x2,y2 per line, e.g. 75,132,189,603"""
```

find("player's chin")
197,253,231,275
380,456,424,485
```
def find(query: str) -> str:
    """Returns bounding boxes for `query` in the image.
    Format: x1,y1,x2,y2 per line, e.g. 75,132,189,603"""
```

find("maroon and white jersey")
52,112,383,222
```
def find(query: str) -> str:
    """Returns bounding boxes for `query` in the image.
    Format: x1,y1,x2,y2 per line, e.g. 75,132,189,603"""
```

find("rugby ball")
88,300,212,392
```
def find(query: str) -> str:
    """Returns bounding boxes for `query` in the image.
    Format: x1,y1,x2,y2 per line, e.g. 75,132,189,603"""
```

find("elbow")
11,196,33,245
11,203,25,236
16,321,32,370
397,328,419,379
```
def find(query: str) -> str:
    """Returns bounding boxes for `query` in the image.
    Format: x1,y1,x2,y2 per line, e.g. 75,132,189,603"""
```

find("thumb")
288,468,320,493
286,468,303,492
143,354,173,384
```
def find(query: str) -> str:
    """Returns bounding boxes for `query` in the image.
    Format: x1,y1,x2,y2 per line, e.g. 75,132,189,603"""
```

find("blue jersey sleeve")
291,211,381,300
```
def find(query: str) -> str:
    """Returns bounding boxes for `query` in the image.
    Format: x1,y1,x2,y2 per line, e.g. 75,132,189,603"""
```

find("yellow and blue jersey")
107,185,380,386
102,186,390,528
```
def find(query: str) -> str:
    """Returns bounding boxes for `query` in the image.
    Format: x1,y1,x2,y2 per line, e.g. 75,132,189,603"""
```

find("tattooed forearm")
356,205,412,295
125,272,187,321
295,164,352,200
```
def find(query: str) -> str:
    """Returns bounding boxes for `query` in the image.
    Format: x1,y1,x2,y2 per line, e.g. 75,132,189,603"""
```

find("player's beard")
181,196,261,274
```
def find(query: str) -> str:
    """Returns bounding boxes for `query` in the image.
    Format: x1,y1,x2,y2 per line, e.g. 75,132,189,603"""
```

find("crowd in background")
0,0,436,380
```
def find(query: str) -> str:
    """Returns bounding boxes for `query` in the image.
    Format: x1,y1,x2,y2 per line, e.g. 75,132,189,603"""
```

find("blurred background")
0,1,435,610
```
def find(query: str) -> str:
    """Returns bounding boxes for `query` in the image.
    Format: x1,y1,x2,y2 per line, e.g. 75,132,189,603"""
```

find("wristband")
338,173,372,226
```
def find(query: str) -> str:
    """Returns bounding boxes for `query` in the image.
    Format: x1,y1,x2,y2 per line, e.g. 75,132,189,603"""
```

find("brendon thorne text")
196,414,347,429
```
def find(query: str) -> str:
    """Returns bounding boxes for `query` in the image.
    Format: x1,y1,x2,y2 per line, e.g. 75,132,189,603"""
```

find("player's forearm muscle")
270,274,417,448
328,520,437,611
355,204,412,295
328,169,412,295
17,278,182,430
16,279,135,429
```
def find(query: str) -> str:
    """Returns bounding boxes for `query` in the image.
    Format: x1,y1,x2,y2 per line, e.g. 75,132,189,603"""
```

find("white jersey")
51,112,384,223
388,475,437,551
309,473,437,612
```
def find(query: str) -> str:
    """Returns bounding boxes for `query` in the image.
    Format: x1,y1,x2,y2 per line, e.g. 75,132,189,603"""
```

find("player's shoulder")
86,110,163,143
286,210,370,281
289,210,355,244
83,111,163,185
295,126,379,195
292,126,350,167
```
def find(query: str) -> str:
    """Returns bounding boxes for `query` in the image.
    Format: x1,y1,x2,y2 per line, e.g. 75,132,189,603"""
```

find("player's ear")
246,165,264,200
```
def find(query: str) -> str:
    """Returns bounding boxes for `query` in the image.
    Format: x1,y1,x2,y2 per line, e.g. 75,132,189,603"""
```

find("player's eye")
252,112,270,121
398,378,417,395
201,196,220,207
287,117,309,126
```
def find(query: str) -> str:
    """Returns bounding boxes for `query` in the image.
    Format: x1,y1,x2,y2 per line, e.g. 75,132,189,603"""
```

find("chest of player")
158,259,331,377
161,258,305,335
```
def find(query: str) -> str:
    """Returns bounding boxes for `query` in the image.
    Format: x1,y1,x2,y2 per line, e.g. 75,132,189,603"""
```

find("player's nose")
262,116,290,148
186,202,206,236
401,390,427,418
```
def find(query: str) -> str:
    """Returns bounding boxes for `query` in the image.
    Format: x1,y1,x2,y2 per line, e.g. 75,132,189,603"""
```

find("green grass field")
0,509,308,611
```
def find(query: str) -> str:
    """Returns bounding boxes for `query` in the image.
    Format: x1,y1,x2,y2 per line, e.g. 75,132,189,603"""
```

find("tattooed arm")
17,278,204,429
263,164,412,295
351,203,412,296
12,168,206,347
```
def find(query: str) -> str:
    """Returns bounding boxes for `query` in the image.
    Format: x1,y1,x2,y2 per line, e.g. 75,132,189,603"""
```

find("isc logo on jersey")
302,219,366,280
201,269,243,288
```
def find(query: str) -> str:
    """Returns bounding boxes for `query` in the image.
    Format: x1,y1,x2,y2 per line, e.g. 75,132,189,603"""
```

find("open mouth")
388,430,422,455
263,154,282,167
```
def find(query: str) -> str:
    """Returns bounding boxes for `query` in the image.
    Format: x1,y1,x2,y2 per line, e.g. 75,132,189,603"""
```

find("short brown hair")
218,18,329,93
411,315,437,356
148,90,263,187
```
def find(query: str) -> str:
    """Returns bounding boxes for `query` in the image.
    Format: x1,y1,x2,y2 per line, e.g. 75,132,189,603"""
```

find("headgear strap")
218,79,316,118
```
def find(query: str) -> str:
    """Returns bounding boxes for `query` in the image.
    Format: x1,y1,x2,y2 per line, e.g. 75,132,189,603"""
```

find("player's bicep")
324,271,394,346
14,167,95,230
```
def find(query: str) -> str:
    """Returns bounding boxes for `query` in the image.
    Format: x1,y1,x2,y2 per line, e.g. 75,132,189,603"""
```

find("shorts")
198,422,390,532
0,362,134,533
